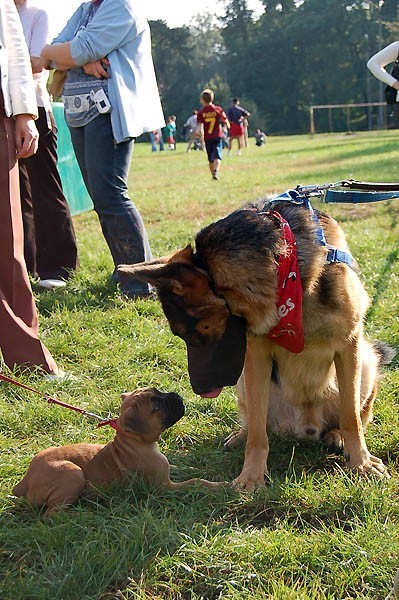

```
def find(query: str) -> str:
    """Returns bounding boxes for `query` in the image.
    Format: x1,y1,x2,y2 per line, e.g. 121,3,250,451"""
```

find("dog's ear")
118,245,202,295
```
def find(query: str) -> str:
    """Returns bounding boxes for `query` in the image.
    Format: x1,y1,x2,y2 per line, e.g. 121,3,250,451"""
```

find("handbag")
385,54,399,104
49,70,67,98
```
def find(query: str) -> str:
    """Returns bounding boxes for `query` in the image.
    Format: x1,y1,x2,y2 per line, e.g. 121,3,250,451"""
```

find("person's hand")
83,58,110,79
15,115,39,159
393,80,399,91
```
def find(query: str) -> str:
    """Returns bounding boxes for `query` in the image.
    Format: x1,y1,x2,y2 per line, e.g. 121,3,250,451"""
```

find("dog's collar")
97,418,127,436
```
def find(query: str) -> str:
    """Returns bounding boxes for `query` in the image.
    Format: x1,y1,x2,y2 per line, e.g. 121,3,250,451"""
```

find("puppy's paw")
224,427,247,451
323,428,344,455
199,479,226,490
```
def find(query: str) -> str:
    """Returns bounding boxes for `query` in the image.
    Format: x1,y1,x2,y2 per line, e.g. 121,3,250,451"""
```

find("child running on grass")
196,89,230,180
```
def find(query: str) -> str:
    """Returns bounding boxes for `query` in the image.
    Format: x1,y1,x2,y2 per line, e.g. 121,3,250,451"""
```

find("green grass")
1,131,399,599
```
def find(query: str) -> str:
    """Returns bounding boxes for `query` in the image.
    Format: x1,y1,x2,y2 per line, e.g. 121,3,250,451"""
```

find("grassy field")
1,130,399,599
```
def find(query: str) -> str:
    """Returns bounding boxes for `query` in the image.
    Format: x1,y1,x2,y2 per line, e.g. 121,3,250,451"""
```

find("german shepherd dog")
119,198,391,491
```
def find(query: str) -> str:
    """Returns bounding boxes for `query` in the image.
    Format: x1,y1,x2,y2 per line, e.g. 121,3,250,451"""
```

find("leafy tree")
148,0,399,137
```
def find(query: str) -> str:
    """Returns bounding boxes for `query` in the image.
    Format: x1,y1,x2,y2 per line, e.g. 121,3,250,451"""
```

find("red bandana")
267,211,304,353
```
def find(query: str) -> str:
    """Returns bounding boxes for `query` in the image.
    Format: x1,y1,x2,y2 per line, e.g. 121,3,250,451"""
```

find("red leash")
0,373,122,434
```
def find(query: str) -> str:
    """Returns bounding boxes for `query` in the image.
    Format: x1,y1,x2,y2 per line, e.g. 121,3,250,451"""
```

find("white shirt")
367,41,399,87
16,1,50,109
0,0,37,117
185,114,197,132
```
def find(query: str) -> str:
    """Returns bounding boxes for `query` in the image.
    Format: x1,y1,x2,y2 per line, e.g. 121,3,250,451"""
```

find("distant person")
164,116,175,150
185,110,203,152
255,128,267,147
170,115,177,148
40,0,165,299
150,129,164,152
226,98,250,156
196,88,230,181
0,0,61,376
367,41,399,92
14,0,78,290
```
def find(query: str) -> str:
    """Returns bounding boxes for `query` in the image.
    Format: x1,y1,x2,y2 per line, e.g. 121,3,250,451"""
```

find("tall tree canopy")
150,0,399,135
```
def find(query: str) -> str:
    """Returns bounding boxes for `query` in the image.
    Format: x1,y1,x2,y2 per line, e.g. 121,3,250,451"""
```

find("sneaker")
212,171,219,181
43,369,77,382
39,279,67,290
238,150,242,156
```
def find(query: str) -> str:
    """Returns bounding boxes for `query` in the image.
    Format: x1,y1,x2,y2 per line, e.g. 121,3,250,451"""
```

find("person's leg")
18,158,38,277
237,135,243,154
210,140,222,180
186,131,195,152
0,105,57,373
150,132,157,152
24,109,78,281
70,115,152,297
158,130,164,151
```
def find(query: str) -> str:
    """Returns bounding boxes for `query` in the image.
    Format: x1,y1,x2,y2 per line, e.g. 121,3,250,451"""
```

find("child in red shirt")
196,89,230,180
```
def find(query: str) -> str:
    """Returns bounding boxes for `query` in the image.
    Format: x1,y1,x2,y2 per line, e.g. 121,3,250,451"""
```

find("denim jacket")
52,0,164,143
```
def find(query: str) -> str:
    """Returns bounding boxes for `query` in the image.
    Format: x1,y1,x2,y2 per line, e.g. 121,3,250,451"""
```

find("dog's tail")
373,340,396,367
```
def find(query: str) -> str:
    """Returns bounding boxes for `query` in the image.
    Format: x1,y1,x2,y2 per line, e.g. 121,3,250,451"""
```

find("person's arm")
41,42,74,71
38,4,84,71
44,0,142,70
29,9,50,74
367,41,399,89
218,107,230,130
52,5,85,45
3,0,38,157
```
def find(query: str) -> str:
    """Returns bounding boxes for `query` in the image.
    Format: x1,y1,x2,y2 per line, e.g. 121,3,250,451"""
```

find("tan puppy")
13,388,219,516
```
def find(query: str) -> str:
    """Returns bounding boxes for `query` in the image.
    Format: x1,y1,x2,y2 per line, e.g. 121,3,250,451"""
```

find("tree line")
150,0,399,136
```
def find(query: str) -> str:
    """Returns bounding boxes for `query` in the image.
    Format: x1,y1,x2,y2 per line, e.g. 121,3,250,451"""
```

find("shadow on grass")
32,278,120,316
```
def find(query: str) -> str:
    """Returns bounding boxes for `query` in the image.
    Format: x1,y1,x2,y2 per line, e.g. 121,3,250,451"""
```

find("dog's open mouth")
186,314,247,396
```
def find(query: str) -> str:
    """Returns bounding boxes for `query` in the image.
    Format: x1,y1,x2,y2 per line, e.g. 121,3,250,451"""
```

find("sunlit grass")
1,131,399,599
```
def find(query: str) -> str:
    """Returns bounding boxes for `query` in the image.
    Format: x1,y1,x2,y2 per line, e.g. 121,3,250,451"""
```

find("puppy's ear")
121,392,130,401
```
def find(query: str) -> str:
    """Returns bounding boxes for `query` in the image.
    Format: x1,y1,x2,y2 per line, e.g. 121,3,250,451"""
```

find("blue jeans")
150,129,164,152
68,114,152,296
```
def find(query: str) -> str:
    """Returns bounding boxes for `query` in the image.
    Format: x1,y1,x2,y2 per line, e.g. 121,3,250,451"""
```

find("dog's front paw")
224,427,247,451
233,457,268,493
349,454,390,479
323,428,344,454
233,468,267,492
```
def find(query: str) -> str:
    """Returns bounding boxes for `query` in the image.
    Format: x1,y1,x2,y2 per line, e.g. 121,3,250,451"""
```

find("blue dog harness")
265,190,354,269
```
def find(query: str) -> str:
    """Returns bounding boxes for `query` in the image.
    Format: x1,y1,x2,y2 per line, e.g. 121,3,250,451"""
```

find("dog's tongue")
200,388,223,399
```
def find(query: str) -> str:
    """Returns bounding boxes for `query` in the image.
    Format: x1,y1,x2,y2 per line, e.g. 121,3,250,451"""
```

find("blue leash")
325,189,399,204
